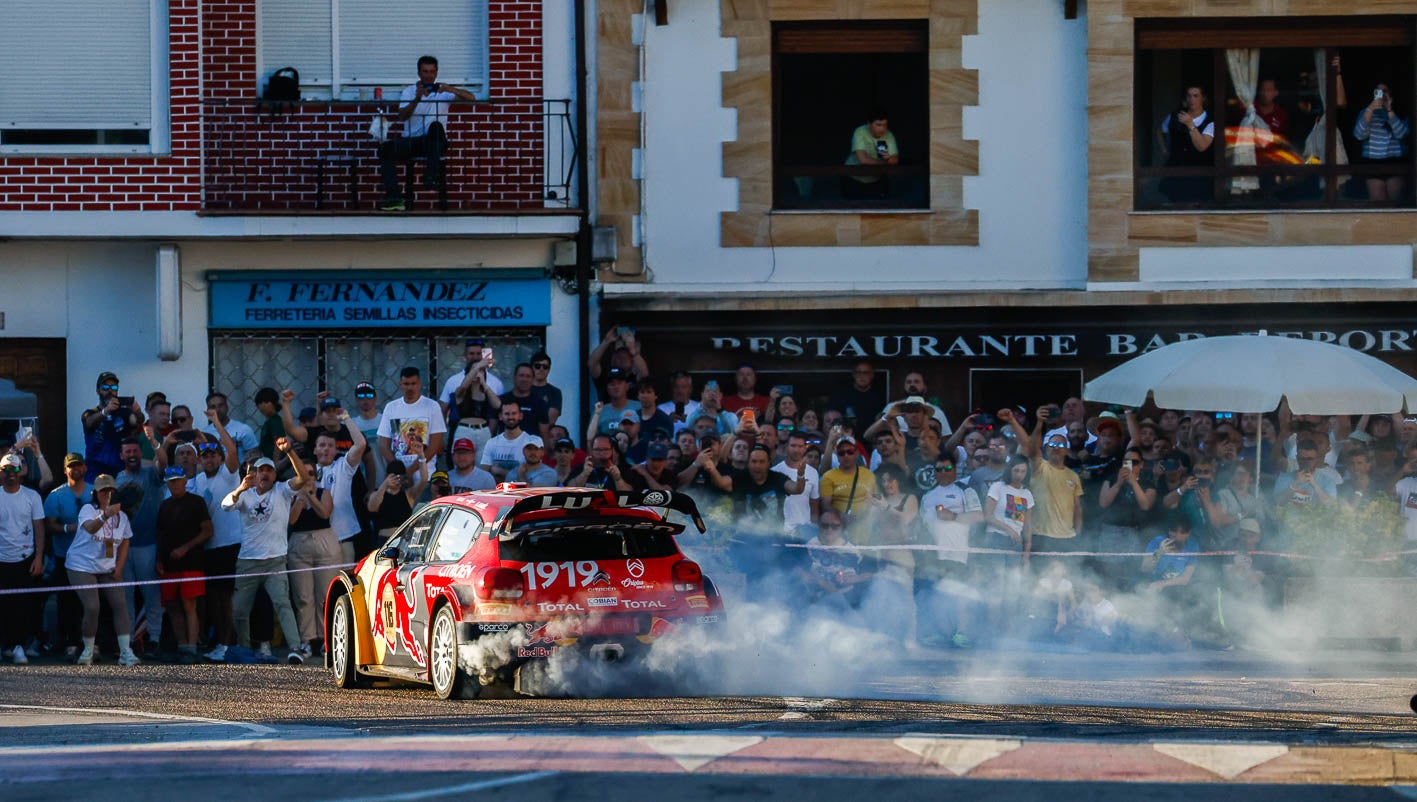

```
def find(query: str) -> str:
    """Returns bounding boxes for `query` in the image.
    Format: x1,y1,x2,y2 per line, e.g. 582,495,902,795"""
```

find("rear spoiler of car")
503,489,706,534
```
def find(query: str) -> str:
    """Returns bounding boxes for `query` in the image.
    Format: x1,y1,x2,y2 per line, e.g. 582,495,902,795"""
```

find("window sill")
769,207,933,215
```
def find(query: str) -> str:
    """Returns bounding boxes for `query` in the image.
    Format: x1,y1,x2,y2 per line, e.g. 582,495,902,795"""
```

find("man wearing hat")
447,438,495,493
42,453,93,657
1027,408,1085,550
425,470,453,503
350,382,384,482
629,441,678,492
0,452,46,664
81,371,143,480
866,395,942,452
879,372,952,434
595,367,642,438
220,437,311,663
156,466,212,662
516,436,558,487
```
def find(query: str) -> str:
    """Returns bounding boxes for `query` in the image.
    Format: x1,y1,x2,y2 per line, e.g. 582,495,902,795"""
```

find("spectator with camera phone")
377,55,479,212
1353,80,1410,202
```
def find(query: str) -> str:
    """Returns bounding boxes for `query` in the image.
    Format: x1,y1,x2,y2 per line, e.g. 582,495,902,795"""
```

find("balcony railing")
201,98,578,214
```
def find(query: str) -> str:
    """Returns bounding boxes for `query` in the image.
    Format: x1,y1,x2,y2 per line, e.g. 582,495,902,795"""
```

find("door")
364,505,445,668
0,339,66,469
969,368,1083,419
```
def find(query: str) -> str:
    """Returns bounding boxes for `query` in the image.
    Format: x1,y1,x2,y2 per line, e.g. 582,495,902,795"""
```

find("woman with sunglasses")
70,475,140,666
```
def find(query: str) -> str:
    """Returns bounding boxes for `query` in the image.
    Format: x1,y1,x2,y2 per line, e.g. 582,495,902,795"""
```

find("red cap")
453,438,476,452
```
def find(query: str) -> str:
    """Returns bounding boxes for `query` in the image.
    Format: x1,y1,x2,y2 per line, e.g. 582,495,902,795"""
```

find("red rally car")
323,486,725,698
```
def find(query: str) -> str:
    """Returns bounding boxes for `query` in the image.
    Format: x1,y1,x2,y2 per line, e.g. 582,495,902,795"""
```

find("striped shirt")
1354,109,1410,159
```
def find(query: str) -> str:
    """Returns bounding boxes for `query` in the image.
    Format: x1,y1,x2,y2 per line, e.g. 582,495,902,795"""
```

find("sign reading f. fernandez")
208,273,551,329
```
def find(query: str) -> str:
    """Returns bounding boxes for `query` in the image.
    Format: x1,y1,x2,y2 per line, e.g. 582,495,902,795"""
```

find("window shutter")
337,0,489,93
0,0,152,128
259,0,334,87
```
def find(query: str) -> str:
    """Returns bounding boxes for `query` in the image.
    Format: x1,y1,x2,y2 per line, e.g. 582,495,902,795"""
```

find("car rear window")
499,520,681,562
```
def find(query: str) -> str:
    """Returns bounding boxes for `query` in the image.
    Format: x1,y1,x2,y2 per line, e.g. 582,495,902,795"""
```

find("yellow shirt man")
1029,458,1083,540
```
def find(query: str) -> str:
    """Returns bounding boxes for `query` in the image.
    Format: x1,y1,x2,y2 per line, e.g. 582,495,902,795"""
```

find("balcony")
200,98,578,216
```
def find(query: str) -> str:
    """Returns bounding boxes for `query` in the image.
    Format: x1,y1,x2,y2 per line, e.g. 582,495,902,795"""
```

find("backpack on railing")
260,67,300,119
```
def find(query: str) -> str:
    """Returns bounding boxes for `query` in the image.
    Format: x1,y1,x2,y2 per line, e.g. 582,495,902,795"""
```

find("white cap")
522,435,545,449
0,454,22,470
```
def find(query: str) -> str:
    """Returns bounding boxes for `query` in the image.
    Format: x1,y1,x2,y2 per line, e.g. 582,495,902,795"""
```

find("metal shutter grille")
337,0,488,89
259,0,333,86
0,0,151,127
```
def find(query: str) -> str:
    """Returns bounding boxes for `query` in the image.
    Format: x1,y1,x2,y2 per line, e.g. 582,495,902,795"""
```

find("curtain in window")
1225,48,1264,192
1302,48,1348,167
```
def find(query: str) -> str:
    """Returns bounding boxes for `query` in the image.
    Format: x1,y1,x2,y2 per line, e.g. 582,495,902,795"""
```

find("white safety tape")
0,562,357,596
778,542,1417,562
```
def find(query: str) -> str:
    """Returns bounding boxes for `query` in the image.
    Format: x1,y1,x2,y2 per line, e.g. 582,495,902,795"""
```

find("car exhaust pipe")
590,643,625,663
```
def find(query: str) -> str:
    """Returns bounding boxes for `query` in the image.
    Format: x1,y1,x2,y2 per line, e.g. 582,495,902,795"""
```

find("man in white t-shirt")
314,415,368,565
919,456,985,649
480,401,532,482
190,412,244,663
0,453,46,664
439,338,505,412
197,391,259,462
773,430,819,535
378,366,447,471
377,54,480,211
221,438,310,662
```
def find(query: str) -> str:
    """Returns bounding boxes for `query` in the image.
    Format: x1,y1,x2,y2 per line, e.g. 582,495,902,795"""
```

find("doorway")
969,368,1083,418
0,338,68,469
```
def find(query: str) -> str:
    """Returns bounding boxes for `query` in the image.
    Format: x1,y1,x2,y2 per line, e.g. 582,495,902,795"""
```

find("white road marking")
895,736,1022,775
0,704,276,736
329,771,558,802
639,734,764,772
1153,743,1289,780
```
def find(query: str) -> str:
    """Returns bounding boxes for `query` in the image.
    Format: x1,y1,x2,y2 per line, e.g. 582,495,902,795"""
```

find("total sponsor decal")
587,595,619,608
622,599,667,610
536,601,586,613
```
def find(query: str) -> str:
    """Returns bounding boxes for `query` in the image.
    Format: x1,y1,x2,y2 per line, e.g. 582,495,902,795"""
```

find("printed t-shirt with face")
1029,459,1084,539
226,481,299,560
772,461,819,533
987,480,1035,537
70,505,133,575
44,483,93,559
377,396,447,466
921,481,982,565
1397,475,1417,541
316,457,361,541
190,466,243,549
731,471,790,533
0,486,46,562
156,493,212,572
479,431,532,474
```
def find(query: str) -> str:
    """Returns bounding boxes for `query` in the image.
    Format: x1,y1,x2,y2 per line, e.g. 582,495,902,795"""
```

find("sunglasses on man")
100,384,119,392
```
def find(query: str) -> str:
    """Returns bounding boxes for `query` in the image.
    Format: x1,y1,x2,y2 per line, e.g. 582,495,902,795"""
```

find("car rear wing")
501,489,706,535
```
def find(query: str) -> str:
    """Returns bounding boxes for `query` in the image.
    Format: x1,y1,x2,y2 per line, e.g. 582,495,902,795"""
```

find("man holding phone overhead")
377,55,479,212
81,371,143,481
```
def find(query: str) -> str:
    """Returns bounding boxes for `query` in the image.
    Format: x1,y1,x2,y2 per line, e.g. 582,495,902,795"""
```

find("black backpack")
264,67,300,102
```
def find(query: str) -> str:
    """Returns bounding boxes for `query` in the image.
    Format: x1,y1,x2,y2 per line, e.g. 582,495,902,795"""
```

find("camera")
1375,88,1385,100
1196,477,1212,489
1046,404,1062,420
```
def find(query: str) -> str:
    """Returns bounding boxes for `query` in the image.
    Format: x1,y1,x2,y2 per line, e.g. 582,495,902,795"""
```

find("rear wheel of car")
331,595,366,689
430,606,475,699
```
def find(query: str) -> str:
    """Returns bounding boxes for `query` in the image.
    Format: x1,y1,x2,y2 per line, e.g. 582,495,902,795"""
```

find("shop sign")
209,276,551,329
708,328,1417,359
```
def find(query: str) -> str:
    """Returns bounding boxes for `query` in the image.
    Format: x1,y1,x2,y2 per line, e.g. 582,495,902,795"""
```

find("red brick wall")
0,0,545,212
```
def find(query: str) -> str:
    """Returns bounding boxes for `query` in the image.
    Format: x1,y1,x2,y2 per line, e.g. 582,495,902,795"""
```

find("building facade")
0,0,586,454
591,0,1417,416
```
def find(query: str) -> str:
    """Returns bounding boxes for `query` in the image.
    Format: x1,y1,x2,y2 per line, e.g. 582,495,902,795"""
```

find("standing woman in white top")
70,474,139,666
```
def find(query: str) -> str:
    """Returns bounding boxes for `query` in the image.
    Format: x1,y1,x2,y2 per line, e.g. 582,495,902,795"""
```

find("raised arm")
280,389,309,443
206,409,240,474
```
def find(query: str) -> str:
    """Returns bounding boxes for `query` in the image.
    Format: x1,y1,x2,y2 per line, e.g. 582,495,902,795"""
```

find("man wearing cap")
310,406,369,567
481,401,533,482
1027,408,1085,551
199,392,259,462
879,372,952,435
190,411,242,663
629,441,678,492
515,436,559,487
0,452,46,664
423,471,453,506
501,363,552,442
284,391,355,455
156,466,212,663
1045,397,1090,444
378,366,447,471
595,368,641,437
221,437,310,662
818,437,876,536
115,437,167,657
81,371,143,480
42,453,91,656
350,382,383,477
867,395,942,453
447,438,495,493
919,455,984,649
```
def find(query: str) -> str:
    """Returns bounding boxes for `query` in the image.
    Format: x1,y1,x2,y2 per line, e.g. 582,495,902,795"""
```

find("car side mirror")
378,546,400,563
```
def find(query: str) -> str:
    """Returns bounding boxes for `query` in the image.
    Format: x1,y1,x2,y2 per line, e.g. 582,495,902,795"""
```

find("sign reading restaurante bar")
209,274,552,328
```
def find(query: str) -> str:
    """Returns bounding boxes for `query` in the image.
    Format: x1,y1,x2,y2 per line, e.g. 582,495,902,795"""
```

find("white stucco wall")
0,238,581,453
632,0,1089,291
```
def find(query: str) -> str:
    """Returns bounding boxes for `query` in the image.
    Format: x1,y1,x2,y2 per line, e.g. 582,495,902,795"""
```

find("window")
388,506,447,562
429,509,482,563
1135,17,1416,210
772,21,930,210
259,0,490,99
0,0,164,152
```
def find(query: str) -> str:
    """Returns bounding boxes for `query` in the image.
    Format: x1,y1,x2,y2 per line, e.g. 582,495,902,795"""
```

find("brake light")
671,560,702,593
477,567,525,600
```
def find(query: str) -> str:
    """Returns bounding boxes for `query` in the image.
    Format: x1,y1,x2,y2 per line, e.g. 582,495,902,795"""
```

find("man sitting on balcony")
378,55,478,212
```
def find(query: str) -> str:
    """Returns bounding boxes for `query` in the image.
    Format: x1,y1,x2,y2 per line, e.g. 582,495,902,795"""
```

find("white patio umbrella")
1083,331,1417,475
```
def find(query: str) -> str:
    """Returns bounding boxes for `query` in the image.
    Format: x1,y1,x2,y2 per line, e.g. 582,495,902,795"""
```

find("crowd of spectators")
2,329,1416,665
